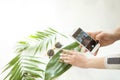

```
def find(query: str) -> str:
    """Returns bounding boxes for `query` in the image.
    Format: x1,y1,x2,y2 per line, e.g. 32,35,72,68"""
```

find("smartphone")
71,27,100,54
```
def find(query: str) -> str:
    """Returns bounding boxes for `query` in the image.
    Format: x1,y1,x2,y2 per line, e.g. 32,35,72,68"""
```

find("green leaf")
2,54,20,73
24,70,43,78
15,28,67,55
48,27,58,33
24,58,45,65
16,41,29,53
2,54,45,80
45,42,81,80
1,27,70,80
33,42,41,55
24,66,44,72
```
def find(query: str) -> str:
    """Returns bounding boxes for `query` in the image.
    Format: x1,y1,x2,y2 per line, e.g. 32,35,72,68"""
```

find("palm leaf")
2,54,45,80
15,41,30,53
1,27,71,80
16,28,66,55
45,42,81,80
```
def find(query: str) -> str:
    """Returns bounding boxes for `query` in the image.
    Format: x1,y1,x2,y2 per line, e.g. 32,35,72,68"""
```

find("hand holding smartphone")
71,27,100,55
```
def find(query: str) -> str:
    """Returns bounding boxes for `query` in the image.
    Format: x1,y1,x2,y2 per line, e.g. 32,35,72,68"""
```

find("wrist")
84,57,94,68
85,57,105,69
113,27,120,40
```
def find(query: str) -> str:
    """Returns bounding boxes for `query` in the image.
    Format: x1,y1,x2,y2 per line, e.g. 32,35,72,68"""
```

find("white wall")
0,0,120,80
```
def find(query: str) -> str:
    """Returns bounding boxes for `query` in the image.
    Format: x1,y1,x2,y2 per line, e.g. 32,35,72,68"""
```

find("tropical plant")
45,42,80,80
1,27,81,80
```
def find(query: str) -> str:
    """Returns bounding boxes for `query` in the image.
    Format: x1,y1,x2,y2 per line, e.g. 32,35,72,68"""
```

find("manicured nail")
59,49,63,53
59,59,64,62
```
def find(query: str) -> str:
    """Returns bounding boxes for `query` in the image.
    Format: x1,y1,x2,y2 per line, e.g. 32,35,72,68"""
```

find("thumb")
87,31,102,39
95,32,104,40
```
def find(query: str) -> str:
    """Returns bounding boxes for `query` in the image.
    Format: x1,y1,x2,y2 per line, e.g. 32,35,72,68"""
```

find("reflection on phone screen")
72,28,98,51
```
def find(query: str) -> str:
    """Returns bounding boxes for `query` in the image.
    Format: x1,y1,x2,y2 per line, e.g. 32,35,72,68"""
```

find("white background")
0,0,120,80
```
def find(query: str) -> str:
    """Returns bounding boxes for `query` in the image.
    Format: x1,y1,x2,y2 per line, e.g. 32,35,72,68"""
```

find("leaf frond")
2,54,45,80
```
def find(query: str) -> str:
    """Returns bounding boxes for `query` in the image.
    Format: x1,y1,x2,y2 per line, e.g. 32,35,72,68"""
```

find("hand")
60,49,105,68
60,50,88,68
88,31,118,47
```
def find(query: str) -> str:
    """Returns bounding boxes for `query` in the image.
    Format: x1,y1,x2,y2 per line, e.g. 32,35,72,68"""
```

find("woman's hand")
88,31,119,47
60,50,88,68
60,49,105,68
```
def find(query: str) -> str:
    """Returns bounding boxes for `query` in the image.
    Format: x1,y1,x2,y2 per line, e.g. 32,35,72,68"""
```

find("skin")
88,30,120,47
60,27,120,69
60,50,105,68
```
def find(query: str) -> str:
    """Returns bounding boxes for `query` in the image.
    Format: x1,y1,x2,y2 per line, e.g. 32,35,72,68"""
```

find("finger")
87,31,102,39
60,54,72,58
62,49,74,55
93,49,99,56
96,32,104,40
87,32,93,36
60,55,71,61
80,46,88,53
60,53,68,57
63,60,70,64
84,49,88,53
87,32,96,39
79,45,82,48
60,56,68,60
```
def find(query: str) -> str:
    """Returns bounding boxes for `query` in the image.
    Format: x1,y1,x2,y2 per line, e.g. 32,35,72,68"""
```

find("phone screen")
72,28,98,51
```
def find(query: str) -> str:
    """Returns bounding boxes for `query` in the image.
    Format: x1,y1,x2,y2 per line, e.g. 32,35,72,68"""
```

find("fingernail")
59,49,63,53
59,59,64,62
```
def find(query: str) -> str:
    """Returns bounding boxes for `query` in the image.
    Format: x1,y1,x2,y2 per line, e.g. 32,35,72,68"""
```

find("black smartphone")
71,27,100,54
